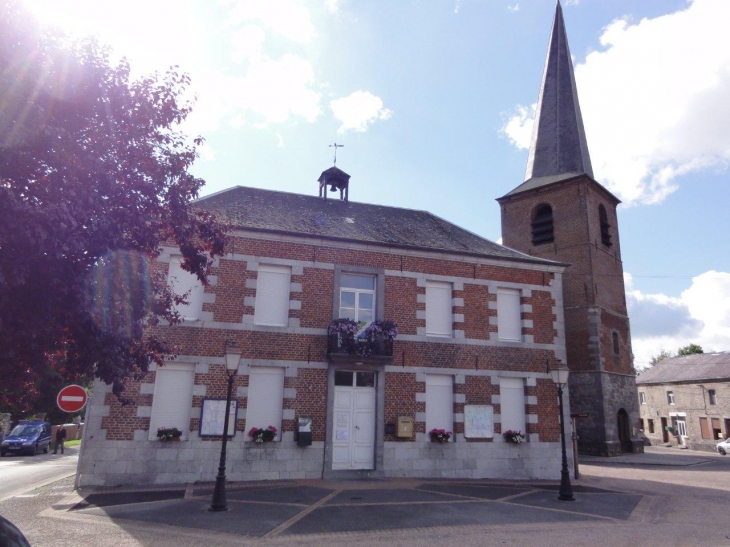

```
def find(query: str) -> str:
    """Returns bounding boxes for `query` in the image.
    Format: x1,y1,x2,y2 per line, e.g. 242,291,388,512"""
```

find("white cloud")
501,103,535,151
231,24,266,63
626,271,730,370
325,0,342,14
226,0,317,44
502,0,730,206
331,91,392,133
507,4,520,13
183,54,322,134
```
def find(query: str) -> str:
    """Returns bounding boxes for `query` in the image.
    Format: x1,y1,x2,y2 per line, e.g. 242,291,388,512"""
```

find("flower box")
327,319,397,358
503,430,526,444
156,427,183,442
429,428,452,443
248,425,278,443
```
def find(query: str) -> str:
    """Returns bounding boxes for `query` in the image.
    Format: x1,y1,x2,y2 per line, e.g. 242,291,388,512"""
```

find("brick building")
637,352,730,453
497,1,641,456
77,180,572,485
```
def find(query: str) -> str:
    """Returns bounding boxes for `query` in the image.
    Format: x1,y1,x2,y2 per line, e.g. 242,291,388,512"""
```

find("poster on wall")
199,398,238,437
464,405,494,438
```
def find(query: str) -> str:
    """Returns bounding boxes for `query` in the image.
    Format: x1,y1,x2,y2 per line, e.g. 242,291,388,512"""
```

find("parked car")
0,421,52,456
717,437,730,456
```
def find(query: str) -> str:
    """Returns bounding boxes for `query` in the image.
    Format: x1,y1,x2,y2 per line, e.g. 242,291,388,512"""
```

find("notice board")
199,398,238,437
464,405,494,438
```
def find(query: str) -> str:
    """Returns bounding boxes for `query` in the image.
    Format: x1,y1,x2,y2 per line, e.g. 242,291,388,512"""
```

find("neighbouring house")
76,0,642,487
637,352,730,452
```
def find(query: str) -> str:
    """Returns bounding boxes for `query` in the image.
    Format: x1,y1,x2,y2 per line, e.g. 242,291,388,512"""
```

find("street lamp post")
209,342,242,512
549,362,575,502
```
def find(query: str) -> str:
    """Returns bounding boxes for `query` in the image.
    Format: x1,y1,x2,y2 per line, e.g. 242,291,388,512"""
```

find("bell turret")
318,166,351,202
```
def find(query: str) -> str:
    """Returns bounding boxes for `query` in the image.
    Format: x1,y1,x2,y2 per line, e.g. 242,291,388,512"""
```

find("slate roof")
636,352,730,385
195,186,566,267
498,172,621,205
505,1,595,199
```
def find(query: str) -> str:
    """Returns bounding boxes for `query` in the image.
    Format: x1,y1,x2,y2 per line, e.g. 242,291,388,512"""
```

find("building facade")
77,184,573,486
637,352,730,453
497,1,641,456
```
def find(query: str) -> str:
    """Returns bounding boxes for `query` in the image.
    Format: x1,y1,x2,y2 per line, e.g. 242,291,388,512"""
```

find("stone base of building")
569,370,644,457
77,438,570,486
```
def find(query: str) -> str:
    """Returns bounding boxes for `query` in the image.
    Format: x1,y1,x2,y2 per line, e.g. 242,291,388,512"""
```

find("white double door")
332,385,375,470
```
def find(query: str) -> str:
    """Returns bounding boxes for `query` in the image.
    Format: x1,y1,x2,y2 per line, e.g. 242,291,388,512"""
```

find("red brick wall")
101,379,151,440
385,277,419,335
527,290,557,344
299,268,333,328
384,372,424,440
209,258,252,323
291,368,327,441
462,284,494,340
108,234,568,443
500,177,633,373
527,378,560,442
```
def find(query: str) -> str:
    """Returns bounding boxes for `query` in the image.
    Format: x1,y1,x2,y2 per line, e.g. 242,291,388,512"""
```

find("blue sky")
25,0,730,368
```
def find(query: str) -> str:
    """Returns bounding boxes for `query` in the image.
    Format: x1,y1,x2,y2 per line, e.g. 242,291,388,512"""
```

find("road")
0,448,78,501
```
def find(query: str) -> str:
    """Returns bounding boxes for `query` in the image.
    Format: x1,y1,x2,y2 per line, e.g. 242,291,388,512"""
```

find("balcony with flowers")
326,319,397,364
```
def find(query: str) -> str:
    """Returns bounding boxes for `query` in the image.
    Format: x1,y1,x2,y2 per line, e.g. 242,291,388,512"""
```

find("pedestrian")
54,425,67,454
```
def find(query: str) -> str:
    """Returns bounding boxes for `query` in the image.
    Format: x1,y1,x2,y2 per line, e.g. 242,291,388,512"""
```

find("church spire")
524,0,593,183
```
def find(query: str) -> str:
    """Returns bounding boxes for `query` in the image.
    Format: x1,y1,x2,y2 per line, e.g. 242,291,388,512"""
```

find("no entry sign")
57,385,88,413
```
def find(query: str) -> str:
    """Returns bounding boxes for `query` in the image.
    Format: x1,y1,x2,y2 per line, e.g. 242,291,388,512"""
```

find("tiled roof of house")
636,352,730,385
195,186,566,267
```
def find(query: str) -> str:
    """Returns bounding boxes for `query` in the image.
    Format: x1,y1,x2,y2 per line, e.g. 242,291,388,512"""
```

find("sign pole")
572,416,580,479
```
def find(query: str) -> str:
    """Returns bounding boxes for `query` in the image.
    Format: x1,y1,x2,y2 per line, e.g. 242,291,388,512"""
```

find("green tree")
677,344,703,357
649,349,673,366
0,2,227,415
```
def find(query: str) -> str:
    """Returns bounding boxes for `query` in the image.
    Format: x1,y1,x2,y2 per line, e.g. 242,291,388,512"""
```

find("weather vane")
329,142,344,165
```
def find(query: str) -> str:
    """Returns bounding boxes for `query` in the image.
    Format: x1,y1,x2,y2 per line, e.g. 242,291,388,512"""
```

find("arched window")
599,204,612,247
531,204,554,245
612,331,620,355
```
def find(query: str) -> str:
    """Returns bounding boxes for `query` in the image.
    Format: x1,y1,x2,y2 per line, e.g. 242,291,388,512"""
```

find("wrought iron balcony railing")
327,334,394,358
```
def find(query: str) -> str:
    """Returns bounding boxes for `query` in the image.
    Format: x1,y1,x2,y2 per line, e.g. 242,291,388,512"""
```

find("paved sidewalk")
47,478,641,540
3,445,725,546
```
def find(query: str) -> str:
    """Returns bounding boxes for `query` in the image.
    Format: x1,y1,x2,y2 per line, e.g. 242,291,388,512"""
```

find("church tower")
497,1,642,456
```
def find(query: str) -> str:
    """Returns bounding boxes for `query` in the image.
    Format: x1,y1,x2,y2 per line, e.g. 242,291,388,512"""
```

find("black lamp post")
549,362,575,501
210,342,242,512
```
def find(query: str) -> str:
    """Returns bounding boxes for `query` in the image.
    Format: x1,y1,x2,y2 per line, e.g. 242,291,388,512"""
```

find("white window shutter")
245,367,285,439
499,377,526,434
149,363,195,440
426,374,453,435
426,281,452,336
168,256,204,321
498,288,522,341
254,265,292,326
